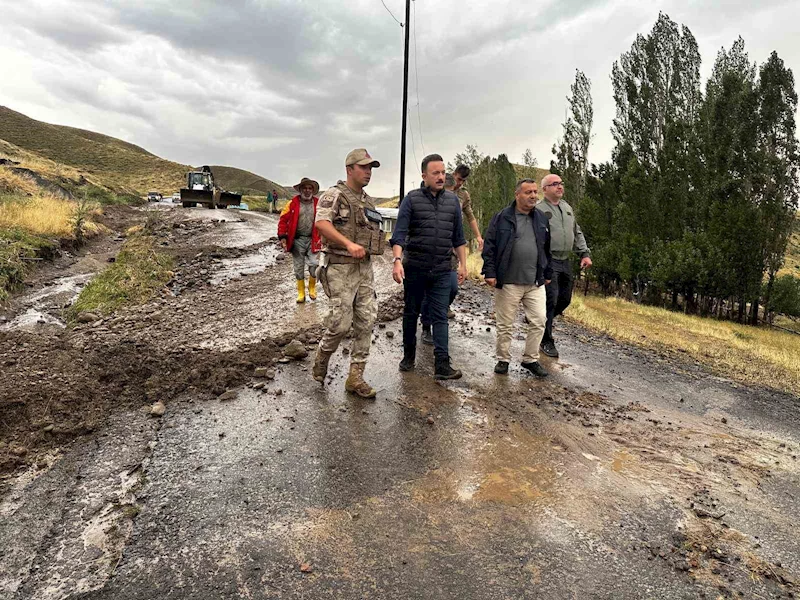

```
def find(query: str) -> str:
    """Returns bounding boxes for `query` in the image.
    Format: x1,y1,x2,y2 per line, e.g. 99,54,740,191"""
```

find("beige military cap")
345,148,380,168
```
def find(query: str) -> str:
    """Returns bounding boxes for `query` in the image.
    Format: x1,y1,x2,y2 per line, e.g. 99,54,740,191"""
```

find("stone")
283,340,309,360
10,445,28,456
43,424,54,433
150,401,166,417
77,312,101,323
218,390,237,402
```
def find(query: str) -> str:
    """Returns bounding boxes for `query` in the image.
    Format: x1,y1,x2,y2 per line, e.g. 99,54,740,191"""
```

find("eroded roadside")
1,204,798,599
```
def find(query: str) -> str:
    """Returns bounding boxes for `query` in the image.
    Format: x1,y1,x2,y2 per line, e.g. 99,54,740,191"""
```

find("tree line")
457,13,800,324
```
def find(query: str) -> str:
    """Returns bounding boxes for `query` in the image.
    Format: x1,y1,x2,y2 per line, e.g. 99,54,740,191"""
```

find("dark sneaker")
434,356,462,380
540,340,559,358
421,327,434,346
521,361,549,378
399,349,416,372
494,361,509,375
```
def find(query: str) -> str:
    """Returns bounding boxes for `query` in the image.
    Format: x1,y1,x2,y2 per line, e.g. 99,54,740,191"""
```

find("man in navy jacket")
390,154,467,380
481,179,552,377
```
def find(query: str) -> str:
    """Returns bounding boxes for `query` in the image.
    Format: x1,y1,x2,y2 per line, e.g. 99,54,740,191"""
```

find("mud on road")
1,204,799,599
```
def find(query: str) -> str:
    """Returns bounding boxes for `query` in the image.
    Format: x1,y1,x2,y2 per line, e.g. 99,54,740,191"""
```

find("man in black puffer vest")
390,154,468,380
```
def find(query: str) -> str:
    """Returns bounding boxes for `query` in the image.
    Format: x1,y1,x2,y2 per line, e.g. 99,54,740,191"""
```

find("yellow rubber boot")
296,279,306,303
308,276,317,300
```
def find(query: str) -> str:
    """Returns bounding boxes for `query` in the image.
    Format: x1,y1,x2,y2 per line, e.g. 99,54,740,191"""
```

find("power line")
412,0,425,155
379,0,404,27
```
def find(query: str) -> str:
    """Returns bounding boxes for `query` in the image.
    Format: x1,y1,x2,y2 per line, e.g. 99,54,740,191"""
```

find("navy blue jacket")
390,185,466,273
481,202,552,288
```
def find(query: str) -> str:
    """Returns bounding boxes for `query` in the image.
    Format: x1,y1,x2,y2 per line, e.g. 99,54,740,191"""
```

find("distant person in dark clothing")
482,179,552,377
271,189,279,213
391,154,467,380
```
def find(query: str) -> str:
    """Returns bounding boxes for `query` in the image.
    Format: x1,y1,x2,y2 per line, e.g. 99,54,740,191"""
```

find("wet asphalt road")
1,205,799,599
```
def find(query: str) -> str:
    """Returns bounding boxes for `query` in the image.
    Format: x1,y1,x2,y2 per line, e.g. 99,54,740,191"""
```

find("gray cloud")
0,0,797,196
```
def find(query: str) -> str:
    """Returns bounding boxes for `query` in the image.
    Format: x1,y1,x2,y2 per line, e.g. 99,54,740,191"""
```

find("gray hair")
445,173,456,188
515,178,537,192
541,173,559,189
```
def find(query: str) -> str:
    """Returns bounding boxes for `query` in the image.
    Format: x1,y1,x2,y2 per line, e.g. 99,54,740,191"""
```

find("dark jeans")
403,269,452,358
543,258,574,342
420,271,459,327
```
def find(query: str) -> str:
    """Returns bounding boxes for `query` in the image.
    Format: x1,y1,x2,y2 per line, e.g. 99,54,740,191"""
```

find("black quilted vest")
401,186,460,273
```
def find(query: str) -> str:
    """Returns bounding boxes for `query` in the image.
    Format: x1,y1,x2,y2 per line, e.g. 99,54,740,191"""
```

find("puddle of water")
210,246,281,285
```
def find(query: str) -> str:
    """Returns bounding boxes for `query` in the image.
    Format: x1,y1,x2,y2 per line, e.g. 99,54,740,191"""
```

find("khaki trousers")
318,261,376,363
495,283,547,364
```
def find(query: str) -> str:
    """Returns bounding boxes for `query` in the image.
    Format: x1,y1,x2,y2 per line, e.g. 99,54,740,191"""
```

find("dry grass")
0,166,40,196
567,294,800,396
0,194,102,239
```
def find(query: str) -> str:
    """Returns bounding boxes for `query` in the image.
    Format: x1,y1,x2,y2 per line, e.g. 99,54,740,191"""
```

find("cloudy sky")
0,0,798,197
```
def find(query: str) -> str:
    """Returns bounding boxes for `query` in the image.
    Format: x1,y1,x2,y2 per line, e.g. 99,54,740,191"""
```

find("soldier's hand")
346,242,366,259
580,257,593,270
485,277,496,288
392,261,405,284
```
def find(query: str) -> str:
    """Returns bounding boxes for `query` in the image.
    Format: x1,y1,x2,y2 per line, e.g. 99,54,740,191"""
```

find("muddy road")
1,204,798,599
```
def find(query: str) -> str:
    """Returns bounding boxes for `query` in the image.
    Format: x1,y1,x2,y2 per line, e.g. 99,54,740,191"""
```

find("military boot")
345,363,377,399
312,349,332,383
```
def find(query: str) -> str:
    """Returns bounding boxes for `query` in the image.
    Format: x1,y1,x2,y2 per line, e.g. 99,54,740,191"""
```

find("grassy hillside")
209,166,294,199
0,106,289,198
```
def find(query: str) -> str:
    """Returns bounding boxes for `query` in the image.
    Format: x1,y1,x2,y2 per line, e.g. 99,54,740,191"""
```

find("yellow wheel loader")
180,166,242,209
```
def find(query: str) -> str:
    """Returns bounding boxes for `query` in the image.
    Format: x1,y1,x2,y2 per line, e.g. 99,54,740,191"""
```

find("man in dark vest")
390,153,467,380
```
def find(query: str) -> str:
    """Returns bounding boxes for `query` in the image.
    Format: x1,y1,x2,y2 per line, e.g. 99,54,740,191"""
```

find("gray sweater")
535,199,590,260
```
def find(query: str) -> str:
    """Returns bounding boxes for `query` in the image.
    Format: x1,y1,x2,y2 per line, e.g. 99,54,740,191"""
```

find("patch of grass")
779,212,800,277
466,250,483,280
0,192,104,241
567,294,800,396
68,233,174,318
0,228,57,301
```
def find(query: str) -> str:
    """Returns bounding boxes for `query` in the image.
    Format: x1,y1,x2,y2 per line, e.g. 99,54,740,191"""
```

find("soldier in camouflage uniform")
312,149,385,399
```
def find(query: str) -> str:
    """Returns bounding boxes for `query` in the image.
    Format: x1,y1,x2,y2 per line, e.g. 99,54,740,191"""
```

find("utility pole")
399,0,411,203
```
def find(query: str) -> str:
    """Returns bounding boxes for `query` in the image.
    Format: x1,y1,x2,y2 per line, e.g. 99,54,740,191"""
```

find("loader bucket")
219,191,242,206
180,188,214,205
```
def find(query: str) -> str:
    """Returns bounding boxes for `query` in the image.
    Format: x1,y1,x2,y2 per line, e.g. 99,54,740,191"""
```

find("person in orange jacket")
278,177,322,302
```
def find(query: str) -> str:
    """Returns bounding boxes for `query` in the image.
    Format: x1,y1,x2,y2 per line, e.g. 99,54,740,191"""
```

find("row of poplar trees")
554,13,800,324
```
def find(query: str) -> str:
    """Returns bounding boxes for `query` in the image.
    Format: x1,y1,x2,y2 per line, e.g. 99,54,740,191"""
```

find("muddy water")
0,272,92,330
209,246,282,285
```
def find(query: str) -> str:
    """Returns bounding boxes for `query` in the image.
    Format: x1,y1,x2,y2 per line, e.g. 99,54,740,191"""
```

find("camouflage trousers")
317,260,376,363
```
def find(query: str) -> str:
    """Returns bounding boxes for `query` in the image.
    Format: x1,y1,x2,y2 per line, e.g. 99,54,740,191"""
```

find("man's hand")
477,236,484,251
580,257,593,270
392,260,405,284
545,279,551,285
457,264,467,285
485,277,496,288
280,239,288,251
346,241,366,259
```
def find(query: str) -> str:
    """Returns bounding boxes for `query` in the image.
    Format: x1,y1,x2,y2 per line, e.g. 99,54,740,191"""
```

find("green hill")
208,166,293,199
0,105,289,197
